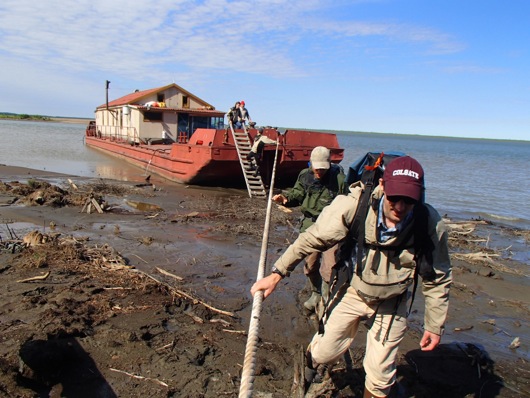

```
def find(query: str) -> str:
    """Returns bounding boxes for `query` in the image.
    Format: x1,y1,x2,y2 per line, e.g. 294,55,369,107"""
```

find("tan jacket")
250,134,276,153
274,182,452,335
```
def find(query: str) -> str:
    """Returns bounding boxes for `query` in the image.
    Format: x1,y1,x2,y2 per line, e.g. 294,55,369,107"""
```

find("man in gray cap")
272,146,347,313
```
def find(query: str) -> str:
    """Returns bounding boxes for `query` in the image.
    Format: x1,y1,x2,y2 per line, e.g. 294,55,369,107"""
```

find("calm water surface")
0,120,151,182
338,132,530,230
1,120,529,233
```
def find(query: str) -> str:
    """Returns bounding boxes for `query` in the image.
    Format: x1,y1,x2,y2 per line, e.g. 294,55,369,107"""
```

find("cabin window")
211,116,224,129
192,117,209,130
144,111,163,122
182,95,189,109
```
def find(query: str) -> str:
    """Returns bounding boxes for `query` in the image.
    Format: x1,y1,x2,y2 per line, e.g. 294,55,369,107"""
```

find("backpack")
325,152,435,318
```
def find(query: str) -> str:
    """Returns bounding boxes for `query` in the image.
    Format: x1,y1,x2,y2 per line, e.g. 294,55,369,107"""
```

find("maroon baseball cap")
383,156,424,201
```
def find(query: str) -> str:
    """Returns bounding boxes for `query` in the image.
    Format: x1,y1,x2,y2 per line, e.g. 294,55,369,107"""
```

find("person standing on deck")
237,100,252,129
224,101,241,143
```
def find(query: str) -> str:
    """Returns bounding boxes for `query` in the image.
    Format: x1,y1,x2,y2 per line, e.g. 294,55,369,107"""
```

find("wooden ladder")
229,123,267,198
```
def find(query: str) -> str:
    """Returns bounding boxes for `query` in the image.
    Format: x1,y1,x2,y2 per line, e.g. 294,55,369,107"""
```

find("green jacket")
284,164,347,232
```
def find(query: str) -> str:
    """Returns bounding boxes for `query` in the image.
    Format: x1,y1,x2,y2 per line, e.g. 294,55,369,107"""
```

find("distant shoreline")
0,116,92,125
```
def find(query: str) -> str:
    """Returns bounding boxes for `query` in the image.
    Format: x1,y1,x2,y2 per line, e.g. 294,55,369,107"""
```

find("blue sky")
1,0,528,140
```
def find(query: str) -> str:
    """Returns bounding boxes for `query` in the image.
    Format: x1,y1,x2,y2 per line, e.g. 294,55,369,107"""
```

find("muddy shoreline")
0,165,528,397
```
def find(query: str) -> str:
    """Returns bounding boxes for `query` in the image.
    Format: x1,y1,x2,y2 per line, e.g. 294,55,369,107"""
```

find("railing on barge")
86,123,191,144
86,123,141,144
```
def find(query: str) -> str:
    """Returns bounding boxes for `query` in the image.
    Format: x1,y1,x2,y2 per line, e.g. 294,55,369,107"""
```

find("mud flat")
49,117,92,124
0,165,528,397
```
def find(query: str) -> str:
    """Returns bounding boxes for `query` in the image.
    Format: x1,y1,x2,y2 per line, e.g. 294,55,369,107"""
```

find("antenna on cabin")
105,80,111,109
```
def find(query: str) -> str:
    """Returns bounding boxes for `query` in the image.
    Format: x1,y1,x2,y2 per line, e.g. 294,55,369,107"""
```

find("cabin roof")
97,83,217,110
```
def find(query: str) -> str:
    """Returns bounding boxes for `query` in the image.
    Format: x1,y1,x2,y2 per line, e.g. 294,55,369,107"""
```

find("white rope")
238,139,281,398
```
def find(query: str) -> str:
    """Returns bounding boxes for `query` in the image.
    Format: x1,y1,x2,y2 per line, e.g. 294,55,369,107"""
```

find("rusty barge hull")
85,128,344,188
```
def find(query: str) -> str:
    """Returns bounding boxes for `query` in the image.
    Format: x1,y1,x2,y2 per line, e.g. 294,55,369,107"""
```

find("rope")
238,139,281,398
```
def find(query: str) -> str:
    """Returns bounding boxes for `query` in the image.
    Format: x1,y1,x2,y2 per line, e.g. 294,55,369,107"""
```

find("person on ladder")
272,146,347,314
246,128,277,177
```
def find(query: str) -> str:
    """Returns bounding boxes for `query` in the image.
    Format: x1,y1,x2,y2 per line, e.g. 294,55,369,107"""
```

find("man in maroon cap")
251,156,452,398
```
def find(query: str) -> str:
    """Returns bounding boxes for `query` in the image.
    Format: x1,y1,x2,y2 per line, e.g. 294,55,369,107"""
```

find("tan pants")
309,286,408,397
303,244,338,283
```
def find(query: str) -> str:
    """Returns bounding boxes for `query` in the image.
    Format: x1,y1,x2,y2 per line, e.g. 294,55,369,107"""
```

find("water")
1,120,529,230
337,132,530,231
0,120,151,182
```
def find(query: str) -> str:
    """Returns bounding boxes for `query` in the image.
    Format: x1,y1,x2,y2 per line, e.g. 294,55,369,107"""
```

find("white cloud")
7,0,520,140
0,0,463,82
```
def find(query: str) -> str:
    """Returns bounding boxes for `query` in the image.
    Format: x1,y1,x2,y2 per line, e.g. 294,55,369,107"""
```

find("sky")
0,0,529,141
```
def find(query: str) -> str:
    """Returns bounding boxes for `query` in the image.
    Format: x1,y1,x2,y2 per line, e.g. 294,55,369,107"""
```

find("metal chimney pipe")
106,80,111,109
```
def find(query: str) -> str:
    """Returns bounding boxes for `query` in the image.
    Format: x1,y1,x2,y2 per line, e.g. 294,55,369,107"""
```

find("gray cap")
310,146,331,169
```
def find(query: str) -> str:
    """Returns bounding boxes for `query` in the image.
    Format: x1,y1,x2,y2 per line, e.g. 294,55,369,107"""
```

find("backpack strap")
413,203,435,276
327,153,386,300
408,203,435,314
354,167,379,278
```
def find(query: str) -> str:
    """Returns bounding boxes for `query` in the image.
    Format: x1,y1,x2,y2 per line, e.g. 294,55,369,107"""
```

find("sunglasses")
386,195,417,205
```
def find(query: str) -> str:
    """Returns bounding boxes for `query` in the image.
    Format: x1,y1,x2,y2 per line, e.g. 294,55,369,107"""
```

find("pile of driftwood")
445,219,521,275
1,230,129,271
65,179,106,214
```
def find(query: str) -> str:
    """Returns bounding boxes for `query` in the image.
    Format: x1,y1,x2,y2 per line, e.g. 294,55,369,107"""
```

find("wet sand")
0,165,528,397
49,117,93,124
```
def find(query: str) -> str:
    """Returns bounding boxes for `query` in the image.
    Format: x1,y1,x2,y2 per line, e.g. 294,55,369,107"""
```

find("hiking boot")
304,348,317,391
303,272,323,313
313,363,329,383
304,349,329,392
304,365,317,389
304,292,322,312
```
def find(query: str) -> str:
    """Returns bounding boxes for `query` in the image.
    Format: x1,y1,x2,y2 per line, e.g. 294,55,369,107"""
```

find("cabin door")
178,114,190,141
